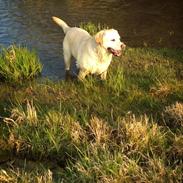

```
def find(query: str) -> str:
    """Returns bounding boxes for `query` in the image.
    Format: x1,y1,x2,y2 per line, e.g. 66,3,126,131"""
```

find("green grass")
0,45,42,84
0,46,182,182
0,24,183,182
79,22,108,36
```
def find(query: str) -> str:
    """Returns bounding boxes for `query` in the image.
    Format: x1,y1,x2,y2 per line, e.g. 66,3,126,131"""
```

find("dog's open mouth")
107,48,121,57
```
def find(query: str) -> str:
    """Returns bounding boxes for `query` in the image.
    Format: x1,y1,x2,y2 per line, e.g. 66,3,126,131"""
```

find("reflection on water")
0,0,182,79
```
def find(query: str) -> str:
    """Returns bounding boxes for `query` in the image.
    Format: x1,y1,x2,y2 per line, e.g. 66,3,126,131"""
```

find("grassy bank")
0,45,42,84
0,46,183,182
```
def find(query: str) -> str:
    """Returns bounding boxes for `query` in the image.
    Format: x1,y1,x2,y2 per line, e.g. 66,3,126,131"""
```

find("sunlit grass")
79,22,108,36
0,23,183,182
0,45,42,84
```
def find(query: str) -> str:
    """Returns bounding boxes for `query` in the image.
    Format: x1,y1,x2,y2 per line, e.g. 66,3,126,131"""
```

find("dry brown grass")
0,168,53,183
116,115,167,156
88,116,111,146
163,102,183,128
4,100,38,126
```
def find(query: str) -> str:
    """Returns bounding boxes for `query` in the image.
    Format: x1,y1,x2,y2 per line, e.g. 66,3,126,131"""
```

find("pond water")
0,0,182,79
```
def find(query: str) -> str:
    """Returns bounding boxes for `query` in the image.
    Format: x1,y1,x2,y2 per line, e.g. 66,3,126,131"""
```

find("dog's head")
95,29,126,57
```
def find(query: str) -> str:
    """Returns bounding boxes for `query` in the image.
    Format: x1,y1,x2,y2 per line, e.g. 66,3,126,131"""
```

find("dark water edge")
0,0,183,79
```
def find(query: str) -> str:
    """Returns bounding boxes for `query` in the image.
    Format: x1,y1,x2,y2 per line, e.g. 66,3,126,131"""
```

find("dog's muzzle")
107,48,122,57
107,43,126,57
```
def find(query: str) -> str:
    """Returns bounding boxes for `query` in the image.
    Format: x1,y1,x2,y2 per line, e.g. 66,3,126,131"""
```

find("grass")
0,23,183,182
0,45,42,84
79,22,108,36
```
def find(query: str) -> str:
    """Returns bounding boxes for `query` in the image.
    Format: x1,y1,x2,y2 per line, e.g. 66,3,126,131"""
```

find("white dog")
52,16,126,80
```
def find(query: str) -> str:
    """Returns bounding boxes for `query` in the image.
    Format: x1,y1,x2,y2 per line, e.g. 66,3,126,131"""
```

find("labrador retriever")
52,16,126,80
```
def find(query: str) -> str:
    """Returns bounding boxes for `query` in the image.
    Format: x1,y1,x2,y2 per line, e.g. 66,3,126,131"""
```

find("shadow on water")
0,0,183,79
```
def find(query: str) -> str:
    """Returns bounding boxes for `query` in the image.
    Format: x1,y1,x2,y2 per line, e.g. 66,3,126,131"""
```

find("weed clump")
0,45,42,84
115,115,168,156
163,102,183,128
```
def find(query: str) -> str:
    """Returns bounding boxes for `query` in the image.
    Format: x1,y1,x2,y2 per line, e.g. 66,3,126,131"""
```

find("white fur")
52,16,125,80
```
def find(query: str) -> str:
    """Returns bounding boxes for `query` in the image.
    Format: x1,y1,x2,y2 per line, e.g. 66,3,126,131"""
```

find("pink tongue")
114,50,121,57
108,48,121,57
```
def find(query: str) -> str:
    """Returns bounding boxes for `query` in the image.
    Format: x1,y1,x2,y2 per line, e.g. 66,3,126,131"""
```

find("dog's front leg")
78,69,88,80
100,70,107,80
65,70,72,80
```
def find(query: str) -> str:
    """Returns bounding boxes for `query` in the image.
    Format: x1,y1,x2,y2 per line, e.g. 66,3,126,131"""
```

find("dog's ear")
95,30,104,45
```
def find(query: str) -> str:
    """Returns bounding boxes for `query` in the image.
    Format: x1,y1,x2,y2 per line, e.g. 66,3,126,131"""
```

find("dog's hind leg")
63,43,71,70
63,41,72,79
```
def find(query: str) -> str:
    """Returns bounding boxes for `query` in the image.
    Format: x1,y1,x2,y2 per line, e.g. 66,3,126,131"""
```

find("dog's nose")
121,43,126,50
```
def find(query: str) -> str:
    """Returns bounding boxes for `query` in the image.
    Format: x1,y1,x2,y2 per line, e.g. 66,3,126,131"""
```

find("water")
0,0,182,79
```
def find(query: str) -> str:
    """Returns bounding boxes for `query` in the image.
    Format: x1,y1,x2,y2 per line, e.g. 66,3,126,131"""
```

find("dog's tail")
52,16,70,34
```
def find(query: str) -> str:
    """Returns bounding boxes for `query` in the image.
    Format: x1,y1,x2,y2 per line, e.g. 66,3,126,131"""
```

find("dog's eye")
111,39,115,42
